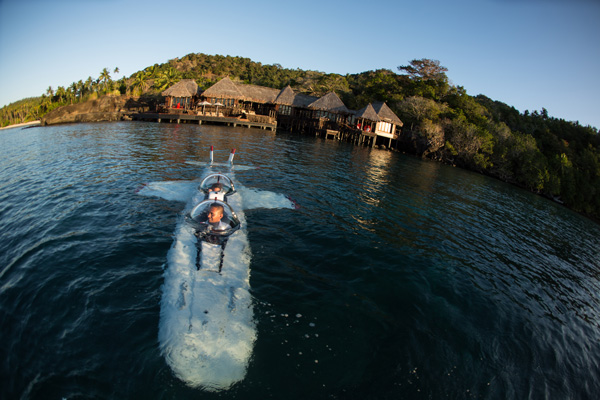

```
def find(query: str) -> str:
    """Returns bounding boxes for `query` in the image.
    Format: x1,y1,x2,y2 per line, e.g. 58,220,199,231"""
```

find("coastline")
0,121,41,130
2,113,598,224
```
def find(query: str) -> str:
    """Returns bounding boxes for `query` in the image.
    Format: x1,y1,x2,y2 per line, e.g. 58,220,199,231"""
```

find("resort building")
161,79,201,112
354,102,404,147
151,77,403,148
200,77,279,119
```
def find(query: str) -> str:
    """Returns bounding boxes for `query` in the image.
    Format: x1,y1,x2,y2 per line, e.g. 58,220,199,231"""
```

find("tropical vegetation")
1,54,599,220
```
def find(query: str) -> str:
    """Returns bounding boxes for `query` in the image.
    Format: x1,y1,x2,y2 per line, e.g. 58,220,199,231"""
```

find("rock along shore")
40,95,160,126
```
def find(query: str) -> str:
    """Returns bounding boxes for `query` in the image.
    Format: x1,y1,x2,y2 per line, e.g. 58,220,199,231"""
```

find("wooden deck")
132,113,277,131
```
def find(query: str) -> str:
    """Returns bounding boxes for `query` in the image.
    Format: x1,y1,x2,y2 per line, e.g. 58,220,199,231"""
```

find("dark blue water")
1,122,599,399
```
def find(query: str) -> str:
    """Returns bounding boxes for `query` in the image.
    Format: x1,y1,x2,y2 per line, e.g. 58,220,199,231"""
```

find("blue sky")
1,0,599,129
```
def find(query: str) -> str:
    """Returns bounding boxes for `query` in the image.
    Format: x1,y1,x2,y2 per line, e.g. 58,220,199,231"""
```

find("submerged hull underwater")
138,150,295,391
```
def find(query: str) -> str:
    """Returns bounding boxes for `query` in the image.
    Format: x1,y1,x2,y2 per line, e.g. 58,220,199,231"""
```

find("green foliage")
1,66,121,127
441,114,494,171
154,67,181,91
2,53,599,221
345,69,404,109
99,68,112,93
397,96,445,130
445,140,458,156
131,72,149,96
0,97,44,127
398,59,448,81
397,59,450,101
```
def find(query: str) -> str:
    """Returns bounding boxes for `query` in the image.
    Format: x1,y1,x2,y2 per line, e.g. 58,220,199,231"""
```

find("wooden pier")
132,112,277,131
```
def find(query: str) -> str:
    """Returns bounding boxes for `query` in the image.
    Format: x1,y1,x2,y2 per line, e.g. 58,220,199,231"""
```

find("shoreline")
2,117,598,225
0,120,41,130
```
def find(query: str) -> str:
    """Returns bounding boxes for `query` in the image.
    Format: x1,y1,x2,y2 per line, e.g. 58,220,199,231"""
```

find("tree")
75,80,84,100
154,67,181,91
55,86,66,103
68,83,77,104
99,68,111,93
446,90,489,126
40,94,51,112
397,96,445,130
420,118,445,158
398,59,448,81
146,64,160,78
443,115,493,170
84,77,93,96
132,72,149,96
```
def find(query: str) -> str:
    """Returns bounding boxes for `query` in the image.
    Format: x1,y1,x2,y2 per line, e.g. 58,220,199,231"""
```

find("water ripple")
1,123,599,399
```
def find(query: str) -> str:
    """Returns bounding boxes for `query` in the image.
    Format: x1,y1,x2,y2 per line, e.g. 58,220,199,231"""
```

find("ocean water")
1,122,599,399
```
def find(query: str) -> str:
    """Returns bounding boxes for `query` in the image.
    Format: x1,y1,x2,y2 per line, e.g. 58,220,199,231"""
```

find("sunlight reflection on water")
0,122,599,399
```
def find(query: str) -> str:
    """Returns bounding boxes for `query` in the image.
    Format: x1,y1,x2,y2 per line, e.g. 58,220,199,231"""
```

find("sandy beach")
0,121,41,130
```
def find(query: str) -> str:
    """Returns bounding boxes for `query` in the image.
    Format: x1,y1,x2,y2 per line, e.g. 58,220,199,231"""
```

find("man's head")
210,183,223,192
207,203,224,224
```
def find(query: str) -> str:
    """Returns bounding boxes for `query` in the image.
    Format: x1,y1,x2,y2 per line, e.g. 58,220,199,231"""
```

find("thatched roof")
274,85,318,107
201,77,244,99
372,102,403,126
237,83,280,103
354,103,380,121
161,79,200,97
274,86,296,105
308,92,350,113
201,77,281,103
294,93,320,107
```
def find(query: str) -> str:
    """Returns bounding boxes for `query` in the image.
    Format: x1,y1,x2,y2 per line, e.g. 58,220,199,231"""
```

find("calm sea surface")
1,122,599,399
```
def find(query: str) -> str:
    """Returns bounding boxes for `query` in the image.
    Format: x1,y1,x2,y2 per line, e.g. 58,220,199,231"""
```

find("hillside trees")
132,72,149,96
344,69,404,110
154,67,181,91
1,67,120,127
398,59,448,80
1,53,599,220
398,59,451,100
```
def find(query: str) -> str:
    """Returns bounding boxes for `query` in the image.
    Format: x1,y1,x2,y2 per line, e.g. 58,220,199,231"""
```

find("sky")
1,0,599,129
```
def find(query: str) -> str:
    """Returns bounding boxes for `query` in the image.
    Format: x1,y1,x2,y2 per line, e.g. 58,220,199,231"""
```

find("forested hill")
2,53,599,220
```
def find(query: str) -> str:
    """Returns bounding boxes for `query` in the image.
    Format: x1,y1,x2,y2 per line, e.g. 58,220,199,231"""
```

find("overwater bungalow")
354,103,380,129
200,77,279,119
161,79,200,112
372,101,403,137
354,102,403,147
273,85,318,114
148,77,403,148
309,91,351,118
274,88,355,134
273,85,317,133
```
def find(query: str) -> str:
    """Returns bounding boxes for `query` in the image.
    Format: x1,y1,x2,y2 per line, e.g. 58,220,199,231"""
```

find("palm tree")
69,83,78,104
55,86,66,104
84,77,93,93
132,72,149,96
76,80,84,100
92,78,101,95
154,67,181,91
29,105,40,120
99,68,111,93
40,94,51,111
46,86,54,100
146,64,160,78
